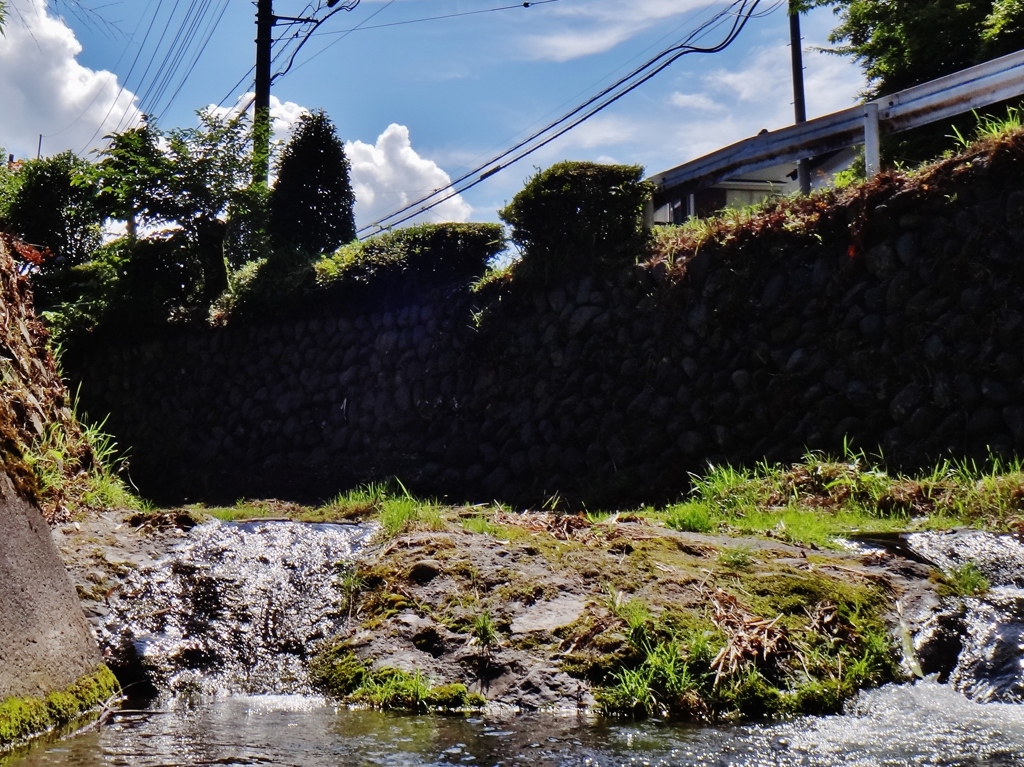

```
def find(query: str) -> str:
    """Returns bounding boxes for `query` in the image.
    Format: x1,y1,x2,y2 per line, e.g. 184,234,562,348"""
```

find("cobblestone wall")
67,142,1024,506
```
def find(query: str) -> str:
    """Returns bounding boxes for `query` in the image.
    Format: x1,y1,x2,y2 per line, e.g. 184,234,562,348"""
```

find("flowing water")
904,531,1024,703
98,520,375,698
8,523,1024,766
5,682,1024,766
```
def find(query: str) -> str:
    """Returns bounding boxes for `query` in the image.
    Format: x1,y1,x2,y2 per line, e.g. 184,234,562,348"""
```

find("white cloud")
668,91,726,112
346,123,472,231
207,93,308,153
522,0,729,61
0,0,141,159
644,41,864,171
703,43,864,126
558,114,638,150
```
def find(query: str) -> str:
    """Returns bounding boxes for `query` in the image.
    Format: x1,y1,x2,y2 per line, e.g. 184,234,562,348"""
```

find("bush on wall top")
499,161,654,279
314,222,506,287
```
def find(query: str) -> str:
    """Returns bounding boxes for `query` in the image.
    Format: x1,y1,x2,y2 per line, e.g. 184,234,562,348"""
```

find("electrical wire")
268,0,362,84
79,0,164,153
279,0,548,79
151,0,230,117
42,0,149,142
142,0,214,118
438,1,716,187
306,0,560,37
358,0,765,236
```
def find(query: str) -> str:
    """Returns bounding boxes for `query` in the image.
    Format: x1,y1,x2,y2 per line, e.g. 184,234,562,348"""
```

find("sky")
0,0,867,232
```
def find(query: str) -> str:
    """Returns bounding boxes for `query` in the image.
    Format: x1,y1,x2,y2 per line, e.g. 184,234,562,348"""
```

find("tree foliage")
269,110,356,256
798,0,1024,99
0,152,102,269
95,110,253,299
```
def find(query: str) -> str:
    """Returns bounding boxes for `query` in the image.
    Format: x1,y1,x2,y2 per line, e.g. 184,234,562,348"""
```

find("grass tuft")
937,561,990,597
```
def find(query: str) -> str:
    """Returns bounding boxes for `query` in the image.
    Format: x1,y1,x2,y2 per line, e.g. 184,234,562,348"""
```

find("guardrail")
648,48,1024,194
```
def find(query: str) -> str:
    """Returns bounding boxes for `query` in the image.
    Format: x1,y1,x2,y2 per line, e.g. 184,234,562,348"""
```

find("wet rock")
408,560,444,584
915,611,965,682
511,595,587,635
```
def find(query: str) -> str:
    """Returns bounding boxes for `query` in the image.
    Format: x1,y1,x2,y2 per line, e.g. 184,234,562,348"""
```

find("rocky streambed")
49,506,997,720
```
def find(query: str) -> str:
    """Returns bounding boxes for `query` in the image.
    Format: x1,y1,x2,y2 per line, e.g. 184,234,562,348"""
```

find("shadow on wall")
63,145,1024,507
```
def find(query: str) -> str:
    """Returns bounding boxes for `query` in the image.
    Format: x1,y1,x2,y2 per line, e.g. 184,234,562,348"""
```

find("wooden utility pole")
253,0,274,184
789,2,811,195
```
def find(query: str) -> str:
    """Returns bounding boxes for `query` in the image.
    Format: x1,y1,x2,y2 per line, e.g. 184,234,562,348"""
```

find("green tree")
96,110,252,300
269,110,356,256
94,118,170,238
0,152,102,269
799,1,1024,99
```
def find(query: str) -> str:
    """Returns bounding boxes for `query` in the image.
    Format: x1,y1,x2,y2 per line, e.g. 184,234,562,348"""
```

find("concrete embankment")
0,237,114,749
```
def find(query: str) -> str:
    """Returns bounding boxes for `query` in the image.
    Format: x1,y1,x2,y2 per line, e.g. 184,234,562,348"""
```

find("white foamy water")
100,520,375,697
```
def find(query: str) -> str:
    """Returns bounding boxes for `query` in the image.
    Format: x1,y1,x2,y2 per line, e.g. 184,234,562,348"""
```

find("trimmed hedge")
315,222,506,287
499,161,654,279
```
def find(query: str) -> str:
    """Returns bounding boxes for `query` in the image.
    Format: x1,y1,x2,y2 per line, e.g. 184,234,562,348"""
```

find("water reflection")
5,682,1024,767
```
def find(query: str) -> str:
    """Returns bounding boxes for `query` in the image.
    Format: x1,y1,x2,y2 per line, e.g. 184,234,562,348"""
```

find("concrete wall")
0,238,102,702
0,473,101,700
67,142,1024,507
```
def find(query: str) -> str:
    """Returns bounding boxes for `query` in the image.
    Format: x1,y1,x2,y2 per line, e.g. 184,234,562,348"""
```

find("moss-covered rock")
0,665,119,749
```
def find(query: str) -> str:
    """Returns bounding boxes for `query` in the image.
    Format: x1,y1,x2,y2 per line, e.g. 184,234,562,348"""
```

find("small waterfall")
906,530,1024,703
100,520,374,699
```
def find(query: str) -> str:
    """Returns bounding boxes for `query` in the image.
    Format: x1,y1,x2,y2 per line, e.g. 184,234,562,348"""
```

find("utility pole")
253,0,274,184
252,0,357,183
789,1,811,195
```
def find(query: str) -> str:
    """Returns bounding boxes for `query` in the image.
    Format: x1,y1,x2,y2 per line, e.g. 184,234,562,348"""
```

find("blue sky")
0,0,866,229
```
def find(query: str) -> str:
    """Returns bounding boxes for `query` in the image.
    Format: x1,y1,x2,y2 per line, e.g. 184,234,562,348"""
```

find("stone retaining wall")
67,143,1024,506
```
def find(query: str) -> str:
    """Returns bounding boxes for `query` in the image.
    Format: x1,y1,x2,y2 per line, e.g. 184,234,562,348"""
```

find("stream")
8,522,1024,766
5,681,1024,766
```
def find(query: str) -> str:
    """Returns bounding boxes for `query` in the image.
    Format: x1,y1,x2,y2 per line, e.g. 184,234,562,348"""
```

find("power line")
151,0,231,118
438,1,722,185
79,0,164,153
306,0,560,37
160,0,232,114
358,0,766,236
42,1,147,142
141,0,214,118
269,0,374,84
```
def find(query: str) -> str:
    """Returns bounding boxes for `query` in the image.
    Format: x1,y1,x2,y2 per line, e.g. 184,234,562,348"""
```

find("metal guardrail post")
864,102,880,178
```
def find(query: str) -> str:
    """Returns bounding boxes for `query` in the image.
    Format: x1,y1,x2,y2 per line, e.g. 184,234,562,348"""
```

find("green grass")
595,571,902,720
951,107,1024,150
462,514,500,536
664,502,716,533
938,561,990,597
378,495,444,538
314,482,390,521
471,611,497,648
23,409,146,518
190,481,452,534
717,545,755,570
652,449,1024,547
308,642,484,712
